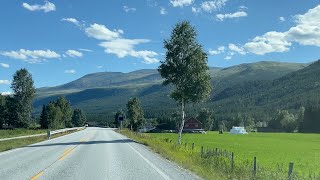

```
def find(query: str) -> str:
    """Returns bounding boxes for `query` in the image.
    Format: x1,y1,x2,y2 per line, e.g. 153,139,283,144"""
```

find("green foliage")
114,109,125,128
10,69,36,128
33,60,320,133
0,95,6,128
127,97,145,131
158,21,211,144
196,108,213,130
39,105,48,129
72,109,86,127
300,105,320,132
47,102,64,129
39,96,85,129
159,21,211,104
271,110,297,132
55,97,73,127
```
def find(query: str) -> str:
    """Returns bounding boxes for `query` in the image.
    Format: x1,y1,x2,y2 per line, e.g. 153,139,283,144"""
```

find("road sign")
118,115,125,130
118,115,125,121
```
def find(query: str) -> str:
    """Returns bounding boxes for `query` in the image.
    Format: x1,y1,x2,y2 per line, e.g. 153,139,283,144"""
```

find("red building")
184,117,203,130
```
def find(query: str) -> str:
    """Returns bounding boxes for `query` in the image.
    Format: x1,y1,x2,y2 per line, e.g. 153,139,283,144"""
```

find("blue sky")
0,0,320,93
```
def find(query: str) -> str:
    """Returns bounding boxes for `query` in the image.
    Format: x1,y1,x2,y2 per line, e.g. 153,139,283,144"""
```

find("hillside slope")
34,61,310,121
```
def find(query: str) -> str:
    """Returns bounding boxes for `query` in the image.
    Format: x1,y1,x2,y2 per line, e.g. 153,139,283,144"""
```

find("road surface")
0,127,200,180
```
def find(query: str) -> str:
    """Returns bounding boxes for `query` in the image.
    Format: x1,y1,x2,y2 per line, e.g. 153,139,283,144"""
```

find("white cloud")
228,44,246,55
85,23,121,41
191,7,201,13
286,5,320,46
239,6,247,10
160,7,167,15
279,17,286,22
208,46,225,55
224,56,232,60
99,38,159,64
123,6,136,13
96,66,103,69
244,31,291,55
84,23,159,64
1,91,13,96
0,63,9,68
61,18,80,26
244,5,320,55
65,50,83,58
192,0,227,14
170,0,194,7
0,80,10,85
78,48,93,52
0,49,61,63
64,69,76,74
22,1,56,13
216,11,247,21
201,0,227,12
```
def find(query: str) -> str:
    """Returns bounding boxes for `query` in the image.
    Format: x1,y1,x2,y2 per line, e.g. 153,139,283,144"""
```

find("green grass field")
150,132,320,177
121,130,320,179
0,129,47,139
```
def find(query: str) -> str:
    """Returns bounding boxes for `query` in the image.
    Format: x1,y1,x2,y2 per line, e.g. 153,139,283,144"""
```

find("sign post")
47,130,51,139
118,115,125,130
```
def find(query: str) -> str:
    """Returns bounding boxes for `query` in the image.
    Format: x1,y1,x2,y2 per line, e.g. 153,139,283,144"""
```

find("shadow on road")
26,139,142,148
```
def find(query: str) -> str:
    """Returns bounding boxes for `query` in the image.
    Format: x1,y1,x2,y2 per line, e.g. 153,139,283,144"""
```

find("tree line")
0,68,86,129
39,97,87,129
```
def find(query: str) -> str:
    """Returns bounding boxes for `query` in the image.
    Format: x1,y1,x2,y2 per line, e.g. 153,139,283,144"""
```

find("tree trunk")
178,99,185,145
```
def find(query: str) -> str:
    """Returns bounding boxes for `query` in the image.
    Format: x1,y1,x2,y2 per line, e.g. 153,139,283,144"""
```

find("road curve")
0,127,200,180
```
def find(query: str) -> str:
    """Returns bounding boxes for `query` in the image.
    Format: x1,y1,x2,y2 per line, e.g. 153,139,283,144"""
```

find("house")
183,117,204,133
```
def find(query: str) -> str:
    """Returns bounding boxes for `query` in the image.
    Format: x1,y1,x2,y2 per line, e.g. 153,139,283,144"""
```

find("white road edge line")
116,133,172,180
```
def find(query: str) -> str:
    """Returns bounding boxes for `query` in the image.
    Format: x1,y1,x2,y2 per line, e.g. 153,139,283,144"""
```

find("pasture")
149,132,320,177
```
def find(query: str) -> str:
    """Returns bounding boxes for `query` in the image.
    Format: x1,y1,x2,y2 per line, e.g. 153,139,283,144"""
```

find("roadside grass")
0,129,47,139
119,129,320,180
0,129,80,153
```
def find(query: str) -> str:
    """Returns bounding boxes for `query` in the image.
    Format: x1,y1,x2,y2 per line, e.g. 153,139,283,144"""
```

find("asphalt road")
0,127,200,180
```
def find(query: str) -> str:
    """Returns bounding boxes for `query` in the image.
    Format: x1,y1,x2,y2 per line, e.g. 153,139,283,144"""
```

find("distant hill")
34,61,311,122
210,60,320,121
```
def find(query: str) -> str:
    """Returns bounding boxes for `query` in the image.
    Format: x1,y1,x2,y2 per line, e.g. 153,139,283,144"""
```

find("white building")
229,126,248,134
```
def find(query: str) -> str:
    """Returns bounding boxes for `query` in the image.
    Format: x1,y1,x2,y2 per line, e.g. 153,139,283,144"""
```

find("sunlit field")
147,131,320,177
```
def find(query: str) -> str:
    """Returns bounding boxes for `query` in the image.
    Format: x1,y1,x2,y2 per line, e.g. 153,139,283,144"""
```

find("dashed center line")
30,171,44,180
29,136,89,180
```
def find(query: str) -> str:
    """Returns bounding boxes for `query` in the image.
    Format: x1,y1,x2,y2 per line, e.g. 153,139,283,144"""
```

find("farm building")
183,117,205,133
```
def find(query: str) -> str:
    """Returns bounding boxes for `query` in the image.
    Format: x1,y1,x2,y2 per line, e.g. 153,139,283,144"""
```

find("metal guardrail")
0,127,84,142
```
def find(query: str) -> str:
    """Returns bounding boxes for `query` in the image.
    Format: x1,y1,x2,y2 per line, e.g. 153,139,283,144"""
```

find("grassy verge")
0,129,81,153
119,129,317,180
0,129,47,139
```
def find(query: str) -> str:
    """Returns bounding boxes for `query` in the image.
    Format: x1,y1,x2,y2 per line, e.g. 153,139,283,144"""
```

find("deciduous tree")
127,97,145,131
10,68,36,128
158,21,211,144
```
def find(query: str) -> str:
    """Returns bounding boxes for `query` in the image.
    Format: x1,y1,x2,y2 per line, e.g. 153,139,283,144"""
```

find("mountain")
210,60,320,120
33,61,311,122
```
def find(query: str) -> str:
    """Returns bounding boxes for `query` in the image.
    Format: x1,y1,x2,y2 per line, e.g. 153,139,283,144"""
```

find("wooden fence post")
231,152,234,170
288,162,294,180
201,146,204,158
192,143,195,150
253,157,257,175
215,148,218,156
